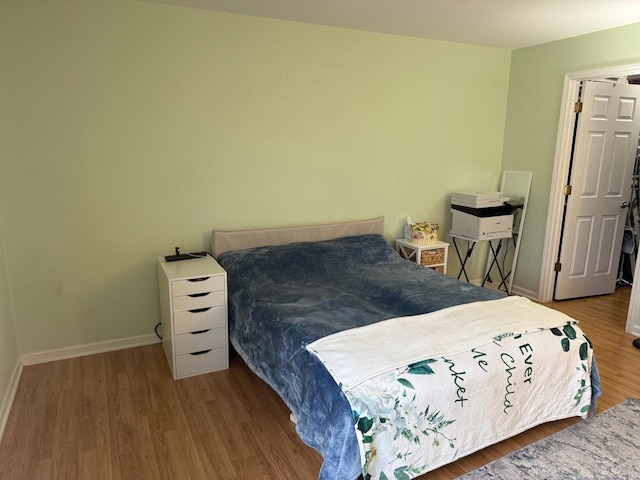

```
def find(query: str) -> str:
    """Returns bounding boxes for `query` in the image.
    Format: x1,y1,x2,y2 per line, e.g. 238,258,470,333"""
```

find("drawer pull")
188,292,210,298
189,307,212,313
190,349,212,356
190,329,211,335
188,277,210,283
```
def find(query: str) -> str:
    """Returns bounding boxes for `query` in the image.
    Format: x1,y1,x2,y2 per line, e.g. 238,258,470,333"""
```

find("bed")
212,217,600,480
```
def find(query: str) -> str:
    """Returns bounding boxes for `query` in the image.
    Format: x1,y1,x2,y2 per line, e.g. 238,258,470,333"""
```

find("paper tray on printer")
451,203,518,217
450,191,509,208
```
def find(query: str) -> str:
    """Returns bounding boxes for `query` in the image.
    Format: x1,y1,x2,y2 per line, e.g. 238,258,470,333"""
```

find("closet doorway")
539,63,640,335
553,79,640,300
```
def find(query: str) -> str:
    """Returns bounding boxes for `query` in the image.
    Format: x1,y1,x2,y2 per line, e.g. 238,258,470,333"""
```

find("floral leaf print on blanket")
407,359,438,375
550,322,587,354
350,360,458,480
398,359,438,389
550,324,593,413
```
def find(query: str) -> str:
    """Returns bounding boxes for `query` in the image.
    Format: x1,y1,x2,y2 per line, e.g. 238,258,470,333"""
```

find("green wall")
0,0,511,354
0,3,20,422
0,221,19,416
503,23,640,293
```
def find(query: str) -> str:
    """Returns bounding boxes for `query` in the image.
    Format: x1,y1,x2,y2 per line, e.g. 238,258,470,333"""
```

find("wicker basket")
420,248,445,266
412,237,437,245
411,222,439,245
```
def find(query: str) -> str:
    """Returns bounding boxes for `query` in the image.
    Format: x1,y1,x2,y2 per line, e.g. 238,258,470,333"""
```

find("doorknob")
621,201,630,208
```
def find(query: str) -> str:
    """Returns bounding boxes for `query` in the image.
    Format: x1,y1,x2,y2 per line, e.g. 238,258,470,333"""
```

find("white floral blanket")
307,296,594,480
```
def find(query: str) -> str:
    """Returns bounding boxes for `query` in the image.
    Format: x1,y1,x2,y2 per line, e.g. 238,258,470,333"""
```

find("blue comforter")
217,234,505,479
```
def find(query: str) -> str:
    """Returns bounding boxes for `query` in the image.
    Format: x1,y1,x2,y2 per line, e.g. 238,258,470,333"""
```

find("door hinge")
574,101,583,113
563,185,572,196
555,262,562,272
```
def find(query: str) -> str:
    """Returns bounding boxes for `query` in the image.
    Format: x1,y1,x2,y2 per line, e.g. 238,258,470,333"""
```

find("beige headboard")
211,216,384,257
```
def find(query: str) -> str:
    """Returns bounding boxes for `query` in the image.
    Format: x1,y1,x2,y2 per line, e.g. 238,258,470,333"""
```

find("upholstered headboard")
211,216,384,257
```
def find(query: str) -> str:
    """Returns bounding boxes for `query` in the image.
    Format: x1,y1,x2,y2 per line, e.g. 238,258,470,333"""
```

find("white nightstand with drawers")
158,255,228,379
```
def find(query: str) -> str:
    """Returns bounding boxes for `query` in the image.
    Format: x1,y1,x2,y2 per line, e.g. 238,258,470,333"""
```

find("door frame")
539,62,640,304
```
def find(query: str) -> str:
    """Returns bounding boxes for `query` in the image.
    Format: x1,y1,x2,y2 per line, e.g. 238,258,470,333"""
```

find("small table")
395,239,449,274
449,233,513,291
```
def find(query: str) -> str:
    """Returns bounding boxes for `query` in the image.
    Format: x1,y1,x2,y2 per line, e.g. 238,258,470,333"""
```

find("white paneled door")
555,80,640,300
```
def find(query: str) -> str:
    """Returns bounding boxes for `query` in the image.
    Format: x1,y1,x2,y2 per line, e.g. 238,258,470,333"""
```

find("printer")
450,191,515,240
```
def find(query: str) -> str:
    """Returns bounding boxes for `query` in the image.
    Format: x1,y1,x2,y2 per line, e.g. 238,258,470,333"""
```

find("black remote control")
164,251,209,262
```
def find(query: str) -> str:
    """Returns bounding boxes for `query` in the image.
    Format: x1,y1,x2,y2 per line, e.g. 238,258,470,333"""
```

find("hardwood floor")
1,288,639,479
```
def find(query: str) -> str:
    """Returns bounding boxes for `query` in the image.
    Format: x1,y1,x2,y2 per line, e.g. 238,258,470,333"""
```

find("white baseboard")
465,279,538,301
0,357,23,444
21,333,161,366
510,284,538,301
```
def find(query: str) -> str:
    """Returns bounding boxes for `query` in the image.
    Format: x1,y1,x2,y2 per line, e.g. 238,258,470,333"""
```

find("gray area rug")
457,398,640,480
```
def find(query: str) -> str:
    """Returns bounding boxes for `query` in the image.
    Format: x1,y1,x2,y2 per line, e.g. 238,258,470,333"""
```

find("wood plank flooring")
1,287,639,479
